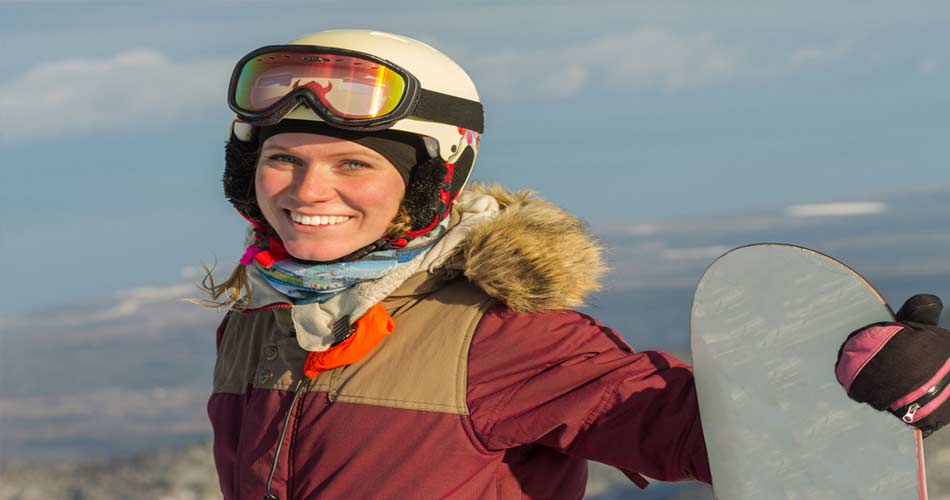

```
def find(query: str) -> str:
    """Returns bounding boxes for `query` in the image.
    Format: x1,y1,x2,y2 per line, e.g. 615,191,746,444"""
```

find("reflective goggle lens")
234,51,407,119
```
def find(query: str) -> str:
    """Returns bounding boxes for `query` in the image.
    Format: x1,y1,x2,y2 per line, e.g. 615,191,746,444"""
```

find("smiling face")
254,133,406,262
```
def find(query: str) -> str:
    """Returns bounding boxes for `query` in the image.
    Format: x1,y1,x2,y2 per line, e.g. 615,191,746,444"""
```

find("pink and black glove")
836,294,950,438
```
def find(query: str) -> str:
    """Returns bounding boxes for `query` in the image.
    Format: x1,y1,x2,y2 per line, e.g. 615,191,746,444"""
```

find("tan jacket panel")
212,273,493,416
213,306,331,394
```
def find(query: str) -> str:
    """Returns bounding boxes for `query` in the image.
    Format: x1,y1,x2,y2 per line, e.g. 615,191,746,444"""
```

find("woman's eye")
266,154,302,165
341,160,370,170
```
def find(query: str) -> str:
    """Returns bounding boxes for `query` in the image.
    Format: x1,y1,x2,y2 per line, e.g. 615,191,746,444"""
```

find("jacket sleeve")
466,303,712,486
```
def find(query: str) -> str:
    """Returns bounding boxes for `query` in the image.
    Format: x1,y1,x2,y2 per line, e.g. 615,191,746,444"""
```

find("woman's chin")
282,240,359,262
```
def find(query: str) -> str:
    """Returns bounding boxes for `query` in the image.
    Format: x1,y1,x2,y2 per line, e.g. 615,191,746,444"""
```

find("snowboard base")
690,244,926,499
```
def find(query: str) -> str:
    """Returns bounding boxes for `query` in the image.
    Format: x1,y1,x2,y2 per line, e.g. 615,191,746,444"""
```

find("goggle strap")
415,89,484,133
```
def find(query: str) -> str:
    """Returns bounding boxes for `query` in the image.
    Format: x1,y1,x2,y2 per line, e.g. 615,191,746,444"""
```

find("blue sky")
1,1,949,314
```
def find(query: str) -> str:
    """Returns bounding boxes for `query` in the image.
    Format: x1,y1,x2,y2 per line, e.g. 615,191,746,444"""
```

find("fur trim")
460,184,606,312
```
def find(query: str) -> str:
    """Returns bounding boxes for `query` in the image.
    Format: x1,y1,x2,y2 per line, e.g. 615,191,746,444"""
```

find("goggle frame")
228,45,483,133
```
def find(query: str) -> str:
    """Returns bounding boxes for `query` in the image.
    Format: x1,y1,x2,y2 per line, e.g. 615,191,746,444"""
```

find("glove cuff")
836,321,950,411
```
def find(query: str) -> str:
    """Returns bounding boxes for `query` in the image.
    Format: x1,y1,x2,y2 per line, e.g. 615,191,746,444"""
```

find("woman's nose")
290,165,336,202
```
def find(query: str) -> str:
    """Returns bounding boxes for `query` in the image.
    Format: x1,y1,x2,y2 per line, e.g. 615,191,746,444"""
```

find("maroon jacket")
207,188,710,499
208,289,710,499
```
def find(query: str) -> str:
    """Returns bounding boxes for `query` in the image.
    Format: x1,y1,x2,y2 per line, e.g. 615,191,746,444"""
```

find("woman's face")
255,133,406,262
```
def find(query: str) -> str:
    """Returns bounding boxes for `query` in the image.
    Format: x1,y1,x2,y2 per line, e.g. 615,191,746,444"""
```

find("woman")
206,29,949,500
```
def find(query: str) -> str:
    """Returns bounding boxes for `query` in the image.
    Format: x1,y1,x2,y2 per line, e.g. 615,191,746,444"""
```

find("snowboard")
690,243,927,500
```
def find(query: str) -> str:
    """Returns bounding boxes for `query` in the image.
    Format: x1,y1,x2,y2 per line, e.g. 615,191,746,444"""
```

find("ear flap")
223,136,263,220
402,144,476,230
403,156,450,230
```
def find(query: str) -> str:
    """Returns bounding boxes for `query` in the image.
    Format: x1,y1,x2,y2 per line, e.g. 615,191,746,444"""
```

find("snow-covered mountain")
586,185,950,353
595,186,950,290
0,286,221,463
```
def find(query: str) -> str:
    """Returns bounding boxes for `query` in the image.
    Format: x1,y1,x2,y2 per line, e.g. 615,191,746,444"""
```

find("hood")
456,184,606,312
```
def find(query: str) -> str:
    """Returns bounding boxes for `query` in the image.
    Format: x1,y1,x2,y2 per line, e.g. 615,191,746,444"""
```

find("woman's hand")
836,294,950,438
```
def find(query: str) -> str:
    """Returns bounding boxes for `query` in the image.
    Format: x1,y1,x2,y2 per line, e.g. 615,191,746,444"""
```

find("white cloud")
789,43,851,66
539,64,590,98
94,283,197,320
2,282,201,328
117,282,195,302
0,50,231,143
661,245,731,261
468,28,746,99
624,223,659,237
919,57,940,75
180,265,207,280
467,28,854,100
785,202,886,217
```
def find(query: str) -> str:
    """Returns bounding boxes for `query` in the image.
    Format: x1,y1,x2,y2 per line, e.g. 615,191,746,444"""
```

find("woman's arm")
466,304,711,487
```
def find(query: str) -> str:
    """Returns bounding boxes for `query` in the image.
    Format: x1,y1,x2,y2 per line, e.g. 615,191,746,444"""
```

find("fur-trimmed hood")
452,184,606,312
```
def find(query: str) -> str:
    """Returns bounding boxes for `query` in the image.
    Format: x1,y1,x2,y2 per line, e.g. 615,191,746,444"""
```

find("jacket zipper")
263,379,307,500
902,403,921,423
894,368,950,423
327,367,342,403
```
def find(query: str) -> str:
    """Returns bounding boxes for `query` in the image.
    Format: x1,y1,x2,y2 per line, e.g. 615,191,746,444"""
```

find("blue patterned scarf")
254,222,447,303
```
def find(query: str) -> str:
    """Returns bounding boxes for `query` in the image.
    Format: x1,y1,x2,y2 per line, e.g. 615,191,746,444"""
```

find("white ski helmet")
223,29,484,259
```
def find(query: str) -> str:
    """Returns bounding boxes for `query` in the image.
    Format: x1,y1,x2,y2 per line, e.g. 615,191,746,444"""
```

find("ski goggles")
228,45,484,132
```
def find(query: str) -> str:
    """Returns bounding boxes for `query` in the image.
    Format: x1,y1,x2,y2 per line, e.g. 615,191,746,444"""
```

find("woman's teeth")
290,212,351,226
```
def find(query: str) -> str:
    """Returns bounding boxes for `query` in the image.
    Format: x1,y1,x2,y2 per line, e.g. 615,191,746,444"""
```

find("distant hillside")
595,186,950,291
0,441,219,500
0,289,221,463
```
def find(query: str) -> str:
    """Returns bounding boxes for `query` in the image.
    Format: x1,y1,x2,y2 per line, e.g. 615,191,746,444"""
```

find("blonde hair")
197,205,414,310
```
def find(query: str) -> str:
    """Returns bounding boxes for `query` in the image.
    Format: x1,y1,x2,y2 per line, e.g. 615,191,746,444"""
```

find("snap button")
256,368,273,385
263,345,278,361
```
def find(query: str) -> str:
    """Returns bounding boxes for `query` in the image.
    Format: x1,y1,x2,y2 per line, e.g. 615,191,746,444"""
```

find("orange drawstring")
303,303,394,379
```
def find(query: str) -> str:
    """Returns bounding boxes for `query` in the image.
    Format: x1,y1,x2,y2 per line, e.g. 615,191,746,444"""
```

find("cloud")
180,265,207,280
93,283,197,321
468,28,745,99
789,43,851,66
0,50,231,143
661,245,731,261
785,202,886,217
0,282,201,330
919,57,940,75
116,282,195,302
465,28,856,100
623,223,659,237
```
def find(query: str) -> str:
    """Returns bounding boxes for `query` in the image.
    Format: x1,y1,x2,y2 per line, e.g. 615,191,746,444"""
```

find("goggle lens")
234,51,407,119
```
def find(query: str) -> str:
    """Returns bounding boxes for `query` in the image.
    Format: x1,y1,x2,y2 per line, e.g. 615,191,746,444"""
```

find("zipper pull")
903,403,921,423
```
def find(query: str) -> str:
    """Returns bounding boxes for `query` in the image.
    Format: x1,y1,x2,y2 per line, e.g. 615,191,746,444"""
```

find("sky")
1,1,949,314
